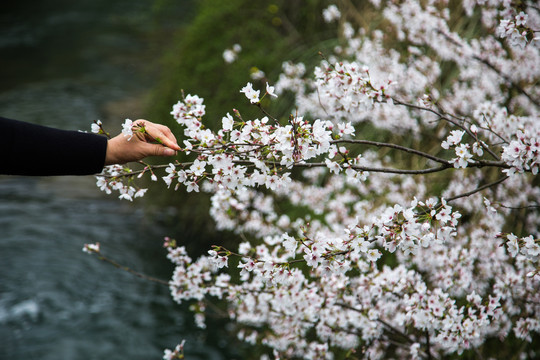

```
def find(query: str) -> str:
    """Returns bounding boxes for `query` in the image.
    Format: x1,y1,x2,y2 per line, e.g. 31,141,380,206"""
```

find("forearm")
1,117,107,176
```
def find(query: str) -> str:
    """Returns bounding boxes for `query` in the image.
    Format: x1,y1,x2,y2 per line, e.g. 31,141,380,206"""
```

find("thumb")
145,143,177,157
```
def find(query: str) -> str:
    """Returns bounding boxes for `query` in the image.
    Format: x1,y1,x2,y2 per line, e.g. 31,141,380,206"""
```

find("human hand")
105,119,180,165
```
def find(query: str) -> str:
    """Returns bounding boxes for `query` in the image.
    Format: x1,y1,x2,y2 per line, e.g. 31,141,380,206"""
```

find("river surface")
0,1,238,359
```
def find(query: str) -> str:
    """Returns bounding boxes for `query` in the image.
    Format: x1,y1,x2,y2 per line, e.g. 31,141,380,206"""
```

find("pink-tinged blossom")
515,12,528,27
366,249,381,262
190,159,206,177
162,340,185,360
325,159,341,174
186,181,199,193
453,143,473,168
96,176,112,194
282,233,298,256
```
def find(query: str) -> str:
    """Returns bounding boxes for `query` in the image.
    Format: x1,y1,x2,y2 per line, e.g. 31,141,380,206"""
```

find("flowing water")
0,1,239,359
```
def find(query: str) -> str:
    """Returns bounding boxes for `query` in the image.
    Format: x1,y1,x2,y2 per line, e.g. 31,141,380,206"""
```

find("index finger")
146,123,181,150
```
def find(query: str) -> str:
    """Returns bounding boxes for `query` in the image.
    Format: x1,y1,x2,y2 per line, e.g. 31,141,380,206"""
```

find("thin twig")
97,254,170,286
499,203,540,210
444,176,509,203
473,56,540,108
256,103,280,124
392,98,501,160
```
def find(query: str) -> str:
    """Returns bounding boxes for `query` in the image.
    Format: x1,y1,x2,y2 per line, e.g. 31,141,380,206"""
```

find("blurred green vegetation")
149,0,339,126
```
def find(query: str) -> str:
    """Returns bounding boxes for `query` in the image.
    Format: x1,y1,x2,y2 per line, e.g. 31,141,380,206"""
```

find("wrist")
105,137,124,165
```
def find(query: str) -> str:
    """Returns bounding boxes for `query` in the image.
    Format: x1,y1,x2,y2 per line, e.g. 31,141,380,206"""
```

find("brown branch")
444,176,509,204
331,139,451,165
469,159,509,168
291,162,451,175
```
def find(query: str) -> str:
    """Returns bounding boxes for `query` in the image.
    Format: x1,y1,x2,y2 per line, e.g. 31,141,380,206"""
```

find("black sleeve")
1,117,108,176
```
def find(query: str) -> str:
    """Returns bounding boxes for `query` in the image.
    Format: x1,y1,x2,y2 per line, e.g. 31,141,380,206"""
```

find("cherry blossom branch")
444,176,509,204
295,161,452,174
331,139,451,165
299,157,508,172
100,163,175,179
102,154,511,184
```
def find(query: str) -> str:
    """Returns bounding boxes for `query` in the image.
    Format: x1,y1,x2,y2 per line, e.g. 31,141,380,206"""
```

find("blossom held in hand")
122,119,134,140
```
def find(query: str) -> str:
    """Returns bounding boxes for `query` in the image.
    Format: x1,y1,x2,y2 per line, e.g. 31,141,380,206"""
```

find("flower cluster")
170,94,206,126
159,86,362,194
496,11,536,48
162,339,185,360
95,165,148,201
501,129,540,176
441,129,481,169
500,233,540,260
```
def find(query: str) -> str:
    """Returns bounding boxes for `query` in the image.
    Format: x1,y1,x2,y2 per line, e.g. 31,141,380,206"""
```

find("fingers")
133,120,179,159
153,126,181,150
135,119,181,151
105,120,179,165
